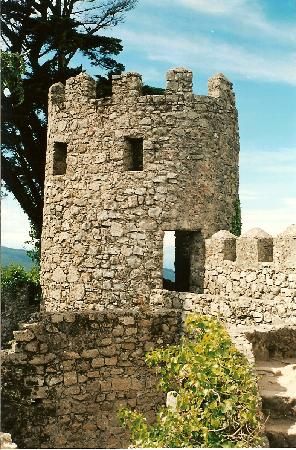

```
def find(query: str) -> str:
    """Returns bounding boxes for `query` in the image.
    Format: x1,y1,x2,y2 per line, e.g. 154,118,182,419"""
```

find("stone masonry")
151,224,296,329
41,68,239,311
1,68,295,448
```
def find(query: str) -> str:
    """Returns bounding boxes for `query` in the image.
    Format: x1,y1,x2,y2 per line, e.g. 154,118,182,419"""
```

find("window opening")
124,138,143,171
163,231,175,290
163,229,204,293
53,142,67,175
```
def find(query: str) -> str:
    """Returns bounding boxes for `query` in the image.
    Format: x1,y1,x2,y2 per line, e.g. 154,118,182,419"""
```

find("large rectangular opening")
163,230,204,293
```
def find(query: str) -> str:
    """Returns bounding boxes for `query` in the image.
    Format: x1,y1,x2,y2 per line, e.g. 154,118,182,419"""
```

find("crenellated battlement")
204,224,296,304
206,224,296,267
208,73,235,105
166,67,193,93
48,68,236,110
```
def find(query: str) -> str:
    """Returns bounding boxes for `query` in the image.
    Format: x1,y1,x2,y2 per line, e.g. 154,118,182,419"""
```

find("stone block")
111,378,131,391
81,349,100,359
13,329,35,342
64,371,78,386
237,228,273,265
91,358,104,368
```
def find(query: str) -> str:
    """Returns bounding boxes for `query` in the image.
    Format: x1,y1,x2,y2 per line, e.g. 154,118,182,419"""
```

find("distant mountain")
163,268,175,282
1,246,176,279
1,246,34,271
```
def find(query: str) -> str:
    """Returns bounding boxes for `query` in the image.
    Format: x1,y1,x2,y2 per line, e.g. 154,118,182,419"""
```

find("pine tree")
1,0,137,242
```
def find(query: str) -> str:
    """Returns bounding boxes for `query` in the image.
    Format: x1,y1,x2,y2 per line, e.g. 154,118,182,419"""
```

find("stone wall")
1,308,182,449
204,226,296,304
1,284,40,348
41,68,239,311
150,290,296,327
3,65,294,449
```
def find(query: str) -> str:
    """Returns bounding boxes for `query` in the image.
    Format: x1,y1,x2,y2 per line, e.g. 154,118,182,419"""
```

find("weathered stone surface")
1,284,40,348
1,310,180,449
2,67,294,450
13,329,35,342
0,432,17,449
41,68,239,311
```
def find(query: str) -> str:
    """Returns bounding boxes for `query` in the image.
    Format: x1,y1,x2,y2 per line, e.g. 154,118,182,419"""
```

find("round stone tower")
41,68,240,311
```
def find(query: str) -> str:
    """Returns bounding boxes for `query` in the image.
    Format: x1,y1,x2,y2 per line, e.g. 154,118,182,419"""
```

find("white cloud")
284,197,296,208
240,148,296,173
169,0,296,44
119,29,296,86
163,230,175,247
1,194,31,249
239,188,258,201
242,207,296,235
177,0,246,15
240,147,296,235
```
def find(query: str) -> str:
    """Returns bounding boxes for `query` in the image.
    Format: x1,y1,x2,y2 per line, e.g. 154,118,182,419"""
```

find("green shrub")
119,314,264,448
1,264,40,289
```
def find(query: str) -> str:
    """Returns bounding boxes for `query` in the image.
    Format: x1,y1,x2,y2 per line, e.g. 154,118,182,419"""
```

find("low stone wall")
245,326,296,360
204,263,295,301
1,308,182,449
1,284,40,348
150,289,296,327
203,226,296,303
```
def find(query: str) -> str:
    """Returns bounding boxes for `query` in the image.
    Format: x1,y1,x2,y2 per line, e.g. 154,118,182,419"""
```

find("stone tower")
41,68,240,311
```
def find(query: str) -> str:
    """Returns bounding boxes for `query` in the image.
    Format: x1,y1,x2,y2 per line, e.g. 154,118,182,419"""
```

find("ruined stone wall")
1,309,182,449
1,284,40,348
150,289,296,327
149,225,295,328
204,225,296,304
41,68,239,311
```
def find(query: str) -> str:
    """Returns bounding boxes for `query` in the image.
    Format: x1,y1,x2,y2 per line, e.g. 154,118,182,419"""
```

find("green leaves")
119,314,264,448
1,0,137,242
0,51,25,104
1,264,40,288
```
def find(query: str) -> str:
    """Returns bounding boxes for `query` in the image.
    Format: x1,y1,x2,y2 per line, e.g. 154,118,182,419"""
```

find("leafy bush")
1,264,40,289
119,314,264,448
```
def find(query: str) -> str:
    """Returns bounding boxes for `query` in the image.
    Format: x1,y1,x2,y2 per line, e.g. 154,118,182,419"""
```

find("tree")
1,0,137,242
119,314,264,448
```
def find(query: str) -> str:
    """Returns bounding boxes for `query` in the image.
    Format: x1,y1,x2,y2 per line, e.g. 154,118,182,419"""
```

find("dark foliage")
1,0,137,241
231,198,242,236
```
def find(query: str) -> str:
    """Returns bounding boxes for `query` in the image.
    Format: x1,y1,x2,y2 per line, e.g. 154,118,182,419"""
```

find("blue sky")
2,0,296,249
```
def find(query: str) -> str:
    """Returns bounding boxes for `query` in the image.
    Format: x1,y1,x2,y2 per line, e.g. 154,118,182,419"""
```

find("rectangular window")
124,138,143,171
162,229,204,293
53,142,67,175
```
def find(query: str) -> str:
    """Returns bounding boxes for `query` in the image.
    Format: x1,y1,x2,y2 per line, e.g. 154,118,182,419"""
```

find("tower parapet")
204,226,296,301
166,67,193,94
208,73,235,107
274,224,296,267
65,72,96,102
49,82,65,105
112,72,143,98
237,228,273,265
205,230,237,263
